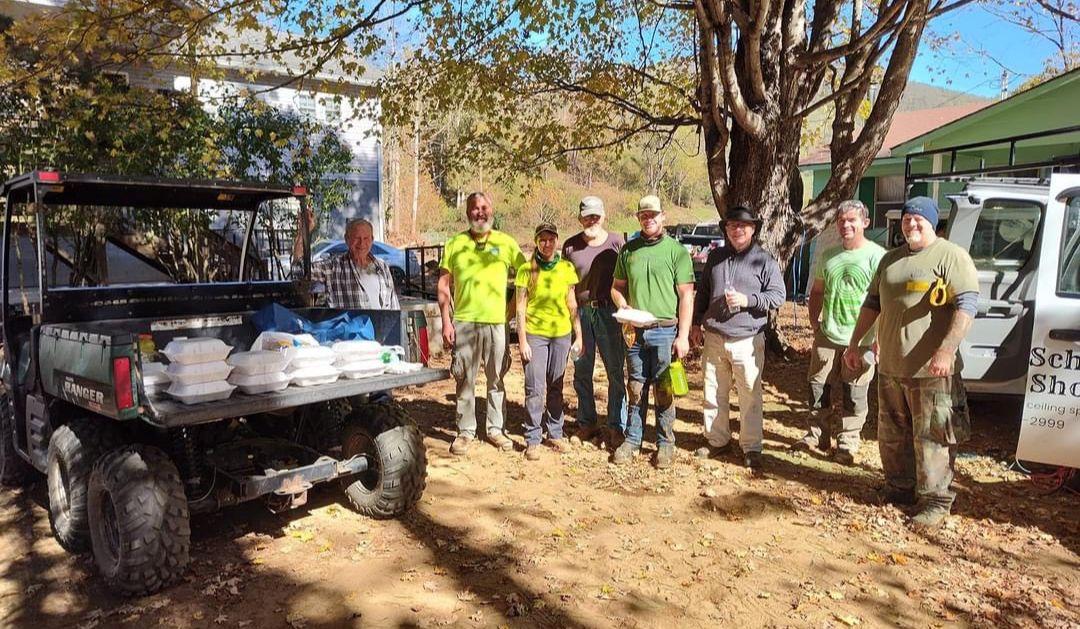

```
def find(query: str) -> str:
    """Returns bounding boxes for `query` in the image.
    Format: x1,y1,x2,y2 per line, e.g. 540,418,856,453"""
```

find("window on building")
296,93,317,119
969,199,1042,272
321,97,341,125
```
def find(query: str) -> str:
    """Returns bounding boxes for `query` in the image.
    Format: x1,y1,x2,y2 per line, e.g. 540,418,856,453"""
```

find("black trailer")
0,172,448,595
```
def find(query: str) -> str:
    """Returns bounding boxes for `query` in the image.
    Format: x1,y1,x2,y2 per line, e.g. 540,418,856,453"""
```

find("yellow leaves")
288,529,314,542
810,495,824,505
596,583,615,600
550,528,566,539
889,553,909,566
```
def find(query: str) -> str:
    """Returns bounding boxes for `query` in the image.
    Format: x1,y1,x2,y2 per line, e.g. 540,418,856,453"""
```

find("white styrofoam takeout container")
166,380,236,405
228,350,291,375
165,361,234,386
286,363,340,387
228,371,292,394
162,337,233,365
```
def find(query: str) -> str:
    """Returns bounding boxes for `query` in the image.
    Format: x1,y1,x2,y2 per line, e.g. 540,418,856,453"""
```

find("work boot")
524,444,542,461
487,432,514,452
832,449,856,466
612,442,640,465
655,444,675,469
603,427,624,451
910,506,950,533
450,435,473,456
575,425,600,442
879,487,917,506
744,451,763,471
547,438,572,453
694,443,731,459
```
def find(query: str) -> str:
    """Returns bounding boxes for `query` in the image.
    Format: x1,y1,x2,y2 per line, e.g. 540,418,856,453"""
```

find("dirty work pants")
572,306,627,432
702,330,765,453
877,374,971,512
523,333,571,446
625,325,677,448
804,336,874,453
451,321,511,439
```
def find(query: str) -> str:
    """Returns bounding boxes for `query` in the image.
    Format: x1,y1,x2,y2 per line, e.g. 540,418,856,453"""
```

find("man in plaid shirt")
299,216,400,310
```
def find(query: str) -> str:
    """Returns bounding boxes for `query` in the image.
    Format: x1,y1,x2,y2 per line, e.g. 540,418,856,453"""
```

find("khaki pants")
702,331,765,453
877,374,971,511
450,321,512,438
804,336,875,453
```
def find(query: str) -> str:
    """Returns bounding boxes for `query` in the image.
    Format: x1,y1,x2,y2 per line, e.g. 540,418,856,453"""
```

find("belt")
582,300,614,309
638,318,678,329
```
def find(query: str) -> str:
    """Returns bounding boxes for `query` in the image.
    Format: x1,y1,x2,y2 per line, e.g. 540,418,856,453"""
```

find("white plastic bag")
228,371,292,394
162,337,232,365
165,361,233,386
167,380,235,405
228,350,291,375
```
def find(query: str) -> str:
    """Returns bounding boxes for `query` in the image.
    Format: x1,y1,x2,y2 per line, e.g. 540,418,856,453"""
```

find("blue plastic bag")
252,303,306,334
300,312,375,344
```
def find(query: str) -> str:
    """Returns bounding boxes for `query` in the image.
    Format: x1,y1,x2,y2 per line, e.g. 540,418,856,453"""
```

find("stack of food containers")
287,344,340,386
332,340,387,379
227,350,292,394
162,337,235,405
140,361,171,397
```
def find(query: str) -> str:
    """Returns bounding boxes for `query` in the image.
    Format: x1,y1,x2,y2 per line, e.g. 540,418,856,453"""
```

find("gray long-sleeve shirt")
694,242,786,339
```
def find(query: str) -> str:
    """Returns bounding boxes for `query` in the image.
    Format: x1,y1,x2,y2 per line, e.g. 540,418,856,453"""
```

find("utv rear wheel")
47,418,123,552
0,392,34,487
341,403,426,519
88,445,190,596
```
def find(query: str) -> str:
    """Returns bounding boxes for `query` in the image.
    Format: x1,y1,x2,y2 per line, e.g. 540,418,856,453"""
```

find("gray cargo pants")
450,321,512,439
877,374,971,512
804,337,874,453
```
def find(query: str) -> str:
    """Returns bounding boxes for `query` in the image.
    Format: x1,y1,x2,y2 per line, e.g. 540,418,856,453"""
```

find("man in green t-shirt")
793,200,885,464
610,195,695,469
438,192,526,456
843,197,979,532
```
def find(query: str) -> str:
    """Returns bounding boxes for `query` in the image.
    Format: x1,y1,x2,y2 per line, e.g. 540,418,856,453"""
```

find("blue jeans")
625,325,677,447
572,306,627,431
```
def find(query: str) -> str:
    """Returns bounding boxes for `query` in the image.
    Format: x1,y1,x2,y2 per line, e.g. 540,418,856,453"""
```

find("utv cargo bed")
142,367,448,427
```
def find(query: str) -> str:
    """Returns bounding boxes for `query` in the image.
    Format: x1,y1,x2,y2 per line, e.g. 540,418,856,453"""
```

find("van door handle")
1048,329,1080,342
977,299,1023,317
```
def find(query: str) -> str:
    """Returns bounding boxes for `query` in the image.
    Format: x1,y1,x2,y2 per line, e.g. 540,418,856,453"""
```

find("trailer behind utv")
0,172,448,595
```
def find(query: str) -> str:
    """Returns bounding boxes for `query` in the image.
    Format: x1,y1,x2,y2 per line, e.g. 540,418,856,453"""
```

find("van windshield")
968,199,1042,271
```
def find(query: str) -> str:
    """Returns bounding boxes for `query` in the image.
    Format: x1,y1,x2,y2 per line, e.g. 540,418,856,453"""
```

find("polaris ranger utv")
0,172,448,595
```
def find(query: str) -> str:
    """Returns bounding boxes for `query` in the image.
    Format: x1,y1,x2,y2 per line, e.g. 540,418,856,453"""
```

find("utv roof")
0,171,305,210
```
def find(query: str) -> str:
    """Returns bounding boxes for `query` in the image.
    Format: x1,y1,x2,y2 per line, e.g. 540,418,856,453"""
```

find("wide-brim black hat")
721,205,762,225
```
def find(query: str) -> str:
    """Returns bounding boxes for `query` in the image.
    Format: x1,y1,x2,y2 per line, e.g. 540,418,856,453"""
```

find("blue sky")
910,3,1076,97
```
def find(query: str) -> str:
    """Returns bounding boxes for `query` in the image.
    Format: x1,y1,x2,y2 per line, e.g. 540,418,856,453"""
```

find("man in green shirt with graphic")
610,195,695,469
843,197,978,532
438,192,526,456
794,200,885,465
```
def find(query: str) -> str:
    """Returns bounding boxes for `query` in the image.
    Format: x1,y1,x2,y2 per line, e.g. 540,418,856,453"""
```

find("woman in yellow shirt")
515,223,583,460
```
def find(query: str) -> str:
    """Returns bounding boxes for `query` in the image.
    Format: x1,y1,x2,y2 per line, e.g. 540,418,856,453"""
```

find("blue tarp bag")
300,312,375,344
251,303,306,333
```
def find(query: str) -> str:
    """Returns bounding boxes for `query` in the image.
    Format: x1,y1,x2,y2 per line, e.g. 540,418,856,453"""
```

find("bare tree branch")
708,0,766,138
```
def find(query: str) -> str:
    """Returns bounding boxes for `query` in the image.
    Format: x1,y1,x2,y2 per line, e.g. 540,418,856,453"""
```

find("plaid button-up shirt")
310,253,400,310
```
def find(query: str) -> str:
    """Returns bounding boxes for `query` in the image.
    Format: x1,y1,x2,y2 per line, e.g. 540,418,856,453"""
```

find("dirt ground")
1,304,1077,628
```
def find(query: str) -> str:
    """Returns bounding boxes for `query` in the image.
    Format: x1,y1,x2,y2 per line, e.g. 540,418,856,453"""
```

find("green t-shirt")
816,241,886,346
613,235,695,320
514,258,579,337
440,230,526,324
868,238,979,378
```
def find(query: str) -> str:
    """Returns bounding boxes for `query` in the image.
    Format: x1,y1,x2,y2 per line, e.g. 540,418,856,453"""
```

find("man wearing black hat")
691,206,786,470
842,196,979,532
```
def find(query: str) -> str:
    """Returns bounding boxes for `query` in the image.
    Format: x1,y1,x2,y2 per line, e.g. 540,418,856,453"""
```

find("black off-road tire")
88,445,190,596
0,392,34,487
301,398,353,453
341,403,426,519
47,418,123,552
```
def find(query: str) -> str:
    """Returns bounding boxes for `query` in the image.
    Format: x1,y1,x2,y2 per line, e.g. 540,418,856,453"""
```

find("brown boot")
487,432,514,452
524,445,542,461
450,435,473,456
547,438,572,453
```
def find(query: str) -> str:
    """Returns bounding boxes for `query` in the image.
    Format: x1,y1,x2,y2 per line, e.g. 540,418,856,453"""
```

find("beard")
583,224,604,239
903,230,923,246
470,219,492,234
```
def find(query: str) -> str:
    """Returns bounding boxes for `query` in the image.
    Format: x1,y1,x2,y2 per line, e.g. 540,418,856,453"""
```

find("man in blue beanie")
842,196,979,532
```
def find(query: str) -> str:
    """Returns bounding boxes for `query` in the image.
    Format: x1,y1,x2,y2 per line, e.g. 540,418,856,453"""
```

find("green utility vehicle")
0,172,447,595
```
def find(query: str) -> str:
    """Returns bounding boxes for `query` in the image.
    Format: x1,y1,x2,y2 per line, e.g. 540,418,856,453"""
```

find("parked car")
312,239,420,286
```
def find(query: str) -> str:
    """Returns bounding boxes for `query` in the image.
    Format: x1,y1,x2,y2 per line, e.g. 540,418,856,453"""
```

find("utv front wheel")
0,392,34,487
341,404,426,519
88,445,190,596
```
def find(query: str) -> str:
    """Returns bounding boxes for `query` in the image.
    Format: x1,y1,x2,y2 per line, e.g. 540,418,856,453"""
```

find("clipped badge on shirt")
489,246,500,256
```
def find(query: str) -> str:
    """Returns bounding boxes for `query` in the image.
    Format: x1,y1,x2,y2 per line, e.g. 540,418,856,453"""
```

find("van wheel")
0,393,34,487
47,418,123,552
88,445,190,596
341,404,426,519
